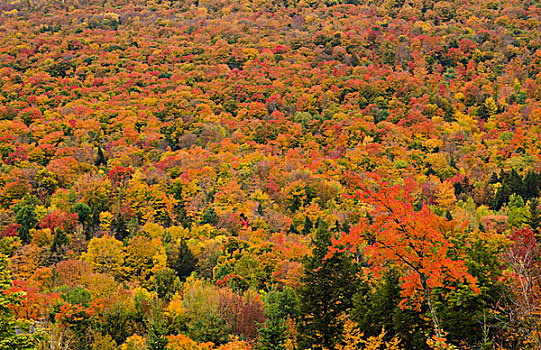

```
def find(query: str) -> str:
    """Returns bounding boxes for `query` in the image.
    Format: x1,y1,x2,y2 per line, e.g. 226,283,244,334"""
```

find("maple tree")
327,176,478,341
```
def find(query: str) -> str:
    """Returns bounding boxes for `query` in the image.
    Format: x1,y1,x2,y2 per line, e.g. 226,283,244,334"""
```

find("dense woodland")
1,0,541,349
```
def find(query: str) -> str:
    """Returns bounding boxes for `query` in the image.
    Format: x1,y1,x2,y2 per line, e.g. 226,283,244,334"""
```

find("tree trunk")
420,273,443,339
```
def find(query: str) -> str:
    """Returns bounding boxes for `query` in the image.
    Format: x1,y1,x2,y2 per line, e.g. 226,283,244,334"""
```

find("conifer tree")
524,198,541,236
167,239,198,281
301,216,313,235
95,146,107,167
296,221,359,350
200,207,218,226
257,291,289,350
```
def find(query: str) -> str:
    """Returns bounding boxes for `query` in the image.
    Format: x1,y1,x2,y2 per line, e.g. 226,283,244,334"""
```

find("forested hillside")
1,0,541,348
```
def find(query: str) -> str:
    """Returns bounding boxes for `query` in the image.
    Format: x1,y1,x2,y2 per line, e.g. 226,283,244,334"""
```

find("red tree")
327,176,478,340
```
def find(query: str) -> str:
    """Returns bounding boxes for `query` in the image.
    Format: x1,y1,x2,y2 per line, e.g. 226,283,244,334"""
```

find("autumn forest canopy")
1,0,541,349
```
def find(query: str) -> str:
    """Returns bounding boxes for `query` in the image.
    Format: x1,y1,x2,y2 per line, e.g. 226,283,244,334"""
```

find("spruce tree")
301,216,313,235
296,221,359,350
95,146,107,167
257,290,290,350
167,239,198,281
524,198,541,236
200,207,218,226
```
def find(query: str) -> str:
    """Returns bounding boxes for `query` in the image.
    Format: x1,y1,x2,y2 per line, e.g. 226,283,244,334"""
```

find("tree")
82,235,125,278
328,177,478,342
95,146,107,167
153,267,179,301
297,221,359,350
524,198,541,237
166,239,197,281
301,216,313,235
73,203,92,239
0,254,41,350
15,205,38,244
503,227,541,348
200,207,218,226
256,291,288,350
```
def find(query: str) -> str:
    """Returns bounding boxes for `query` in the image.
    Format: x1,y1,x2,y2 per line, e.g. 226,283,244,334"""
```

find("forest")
1,0,541,349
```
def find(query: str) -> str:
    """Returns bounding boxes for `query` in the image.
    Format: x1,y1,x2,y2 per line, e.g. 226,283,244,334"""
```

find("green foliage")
296,222,359,350
153,267,180,301
256,292,289,350
15,205,38,244
200,207,219,226
352,270,429,349
167,239,198,281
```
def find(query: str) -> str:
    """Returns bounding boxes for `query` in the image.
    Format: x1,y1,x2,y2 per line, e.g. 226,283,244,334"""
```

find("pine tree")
301,216,313,235
524,198,541,236
200,207,218,226
147,300,169,350
167,239,198,281
509,169,525,199
256,290,290,350
288,223,300,235
296,221,359,350
524,170,540,200
95,146,107,167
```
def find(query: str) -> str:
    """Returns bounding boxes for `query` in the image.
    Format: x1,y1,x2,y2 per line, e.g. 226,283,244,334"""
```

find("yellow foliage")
121,334,147,350
437,181,457,210
100,211,114,231
335,317,402,350
81,235,124,277
30,228,53,247
166,334,214,350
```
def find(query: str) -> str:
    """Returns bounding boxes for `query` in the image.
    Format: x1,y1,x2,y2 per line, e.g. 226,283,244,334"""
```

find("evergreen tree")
508,169,525,199
296,221,359,350
167,239,198,281
524,170,540,200
524,198,541,236
154,268,179,301
147,300,169,350
492,183,510,211
301,216,313,235
200,207,218,226
288,223,300,235
489,172,499,184
111,214,129,241
51,227,69,253
73,203,92,239
256,290,291,350
95,146,107,167
48,228,69,265
15,205,38,244
352,270,428,349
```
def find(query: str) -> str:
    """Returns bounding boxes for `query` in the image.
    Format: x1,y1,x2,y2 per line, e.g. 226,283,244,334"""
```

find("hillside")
1,0,541,349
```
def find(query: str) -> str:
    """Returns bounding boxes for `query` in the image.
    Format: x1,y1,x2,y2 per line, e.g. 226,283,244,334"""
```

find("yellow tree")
82,235,124,278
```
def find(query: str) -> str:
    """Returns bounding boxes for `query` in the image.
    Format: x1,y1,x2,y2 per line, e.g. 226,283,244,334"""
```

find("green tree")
147,300,169,350
301,216,313,235
167,239,198,281
256,291,289,350
73,203,92,239
15,206,38,244
352,270,428,349
296,222,359,350
95,146,107,167
200,207,218,226
524,198,541,237
153,267,179,301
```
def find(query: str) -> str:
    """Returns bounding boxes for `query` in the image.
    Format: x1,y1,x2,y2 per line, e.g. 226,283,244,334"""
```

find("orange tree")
327,175,479,342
